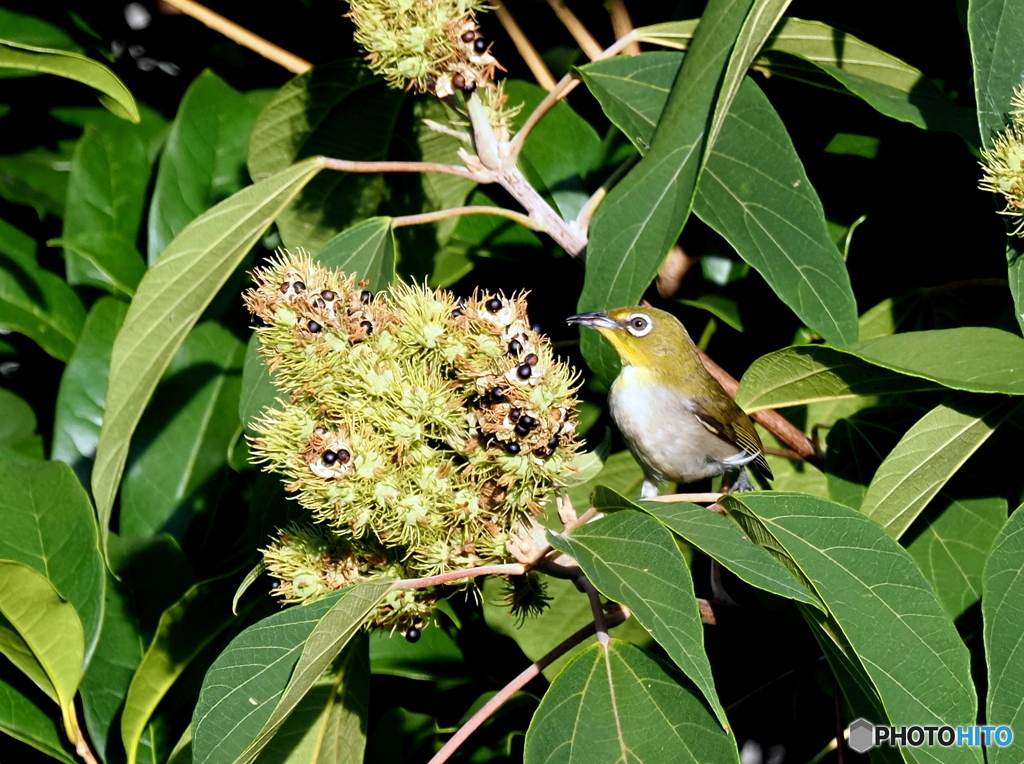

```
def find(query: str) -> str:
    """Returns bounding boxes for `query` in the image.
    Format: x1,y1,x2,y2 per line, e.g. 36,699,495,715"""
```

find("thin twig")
491,0,557,90
697,598,717,625
427,608,629,764
160,0,312,73
645,492,724,504
608,0,642,56
390,206,540,230
656,244,697,298
320,157,482,181
575,152,639,231
394,563,525,589
548,0,604,60
764,447,803,460
578,575,609,646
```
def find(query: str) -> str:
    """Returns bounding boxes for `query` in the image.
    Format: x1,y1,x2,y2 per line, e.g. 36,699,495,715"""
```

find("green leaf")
580,53,857,346
0,39,138,121
0,460,104,663
122,577,239,764
248,60,403,253
192,581,389,764
61,122,151,290
906,493,1006,620
0,561,85,713
592,488,821,608
860,397,1018,538
636,17,976,140
578,0,761,382
410,99,476,245
969,0,1024,147
0,9,79,56
254,636,370,764
547,510,729,730
119,321,245,540
0,217,86,361
369,617,464,681
676,294,743,331
240,332,277,435
0,662,75,764
91,155,324,555
0,139,75,218
523,640,740,764
50,105,169,163
984,505,1024,764
724,492,980,761
0,387,42,460
315,217,396,290
148,71,264,263
52,297,129,486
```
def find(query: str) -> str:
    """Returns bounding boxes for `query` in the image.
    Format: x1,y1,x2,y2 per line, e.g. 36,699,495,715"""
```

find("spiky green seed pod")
244,249,582,630
980,86,1024,236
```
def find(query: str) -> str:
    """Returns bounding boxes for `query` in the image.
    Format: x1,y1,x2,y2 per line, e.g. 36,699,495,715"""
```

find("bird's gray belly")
609,378,740,485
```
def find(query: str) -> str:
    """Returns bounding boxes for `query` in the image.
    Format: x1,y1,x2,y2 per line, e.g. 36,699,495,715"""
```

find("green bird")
567,306,772,498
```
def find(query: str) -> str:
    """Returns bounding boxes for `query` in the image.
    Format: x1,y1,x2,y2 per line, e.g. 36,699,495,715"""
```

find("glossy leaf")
192,581,389,764
61,122,151,290
0,39,138,121
724,492,980,761
548,510,728,730
0,561,85,712
51,297,129,486
0,387,42,460
254,637,371,764
0,139,75,218
410,98,476,244
970,0,1024,146
984,504,1024,764
0,662,75,764
148,71,264,263
0,459,104,662
50,105,169,163
579,0,759,382
315,217,396,289
91,156,324,553
248,61,403,253
0,8,79,55
119,321,245,540
581,52,856,346
860,397,1018,538
523,640,739,764
369,618,464,681
0,217,86,361
907,493,1006,619
240,333,276,435
591,488,821,607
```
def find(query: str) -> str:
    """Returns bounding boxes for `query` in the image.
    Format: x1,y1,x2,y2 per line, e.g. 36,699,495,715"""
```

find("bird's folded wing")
692,408,774,480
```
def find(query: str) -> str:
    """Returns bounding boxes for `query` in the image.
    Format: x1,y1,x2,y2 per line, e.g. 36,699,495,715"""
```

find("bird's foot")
728,468,753,493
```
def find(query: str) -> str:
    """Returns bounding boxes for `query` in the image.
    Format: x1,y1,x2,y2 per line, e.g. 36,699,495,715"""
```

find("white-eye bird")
567,306,772,498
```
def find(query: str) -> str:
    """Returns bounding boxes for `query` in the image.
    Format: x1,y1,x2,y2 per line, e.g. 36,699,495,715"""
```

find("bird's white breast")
609,366,743,485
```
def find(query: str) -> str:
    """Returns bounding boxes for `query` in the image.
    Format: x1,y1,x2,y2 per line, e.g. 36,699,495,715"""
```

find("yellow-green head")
566,306,704,375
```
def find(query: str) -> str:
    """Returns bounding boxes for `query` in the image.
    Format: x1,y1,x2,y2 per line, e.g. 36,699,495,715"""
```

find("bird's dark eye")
631,318,646,329
626,314,653,336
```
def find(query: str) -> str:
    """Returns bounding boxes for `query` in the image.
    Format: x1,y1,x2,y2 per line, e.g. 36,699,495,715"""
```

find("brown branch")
391,206,540,230
548,0,604,60
159,0,312,73
394,563,525,589
645,492,724,504
427,607,630,764
320,157,481,181
656,245,698,298
491,0,557,90
608,0,642,56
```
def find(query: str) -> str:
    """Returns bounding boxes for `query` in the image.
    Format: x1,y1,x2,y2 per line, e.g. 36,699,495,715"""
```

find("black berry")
474,37,488,53
509,408,521,423
361,290,373,303
307,320,322,333
451,307,464,318
485,297,502,312
322,450,337,464
405,627,421,643
516,364,532,380
294,281,306,291
321,290,336,301
524,353,538,366
548,435,559,450
336,449,351,463
280,281,291,293
461,30,476,42
515,423,531,437
505,441,521,455
360,321,373,335
531,323,542,333
519,414,536,428
490,387,506,401
508,339,522,355
452,72,466,90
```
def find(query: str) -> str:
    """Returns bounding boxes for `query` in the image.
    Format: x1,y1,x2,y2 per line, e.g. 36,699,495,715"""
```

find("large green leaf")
369,615,464,681
253,637,370,764
148,71,264,263
315,217,396,289
0,561,85,715
51,297,129,486
0,8,79,56
61,122,151,290
0,662,75,764
0,459,104,663
636,17,976,139
91,156,324,553
578,0,761,383
970,0,1024,146
119,321,245,540
0,387,42,461
0,139,75,219
547,510,729,730
582,52,856,347
50,105,170,164
122,577,239,764
248,60,403,253
192,581,389,764
860,397,1018,538
0,217,86,361
240,333,276,436
523,640,740,764
0,39,138,121
984,505,1024,764
724,492,980,762
592,488,821,607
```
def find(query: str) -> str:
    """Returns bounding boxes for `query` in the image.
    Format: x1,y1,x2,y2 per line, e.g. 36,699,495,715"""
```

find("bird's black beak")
566,312,618,330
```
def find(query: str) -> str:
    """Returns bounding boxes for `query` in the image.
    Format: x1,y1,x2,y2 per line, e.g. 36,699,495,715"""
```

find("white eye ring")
625,314,653,337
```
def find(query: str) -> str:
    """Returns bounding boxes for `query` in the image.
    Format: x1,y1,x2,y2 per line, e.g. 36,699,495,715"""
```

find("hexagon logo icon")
848,718,875,753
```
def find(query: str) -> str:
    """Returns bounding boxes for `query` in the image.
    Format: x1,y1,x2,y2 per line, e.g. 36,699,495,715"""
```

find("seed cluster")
981,85,1024,235
244,249,581,630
